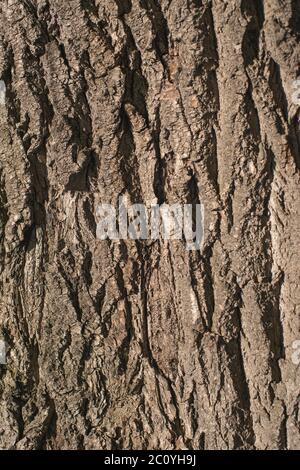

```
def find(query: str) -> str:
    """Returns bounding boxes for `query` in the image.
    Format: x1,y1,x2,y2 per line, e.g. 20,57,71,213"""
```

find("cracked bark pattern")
0,0,299,450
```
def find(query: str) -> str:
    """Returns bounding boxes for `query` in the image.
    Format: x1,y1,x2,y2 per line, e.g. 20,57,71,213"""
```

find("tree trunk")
0,0,299,450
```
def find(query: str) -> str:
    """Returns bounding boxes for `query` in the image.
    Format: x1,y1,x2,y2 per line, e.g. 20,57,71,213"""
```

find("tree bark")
0,0,299,450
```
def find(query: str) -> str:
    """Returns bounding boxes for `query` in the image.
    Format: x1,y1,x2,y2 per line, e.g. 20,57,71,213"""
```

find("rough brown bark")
0,0,299,450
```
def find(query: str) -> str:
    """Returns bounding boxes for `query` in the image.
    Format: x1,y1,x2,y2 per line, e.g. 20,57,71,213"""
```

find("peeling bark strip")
0,0,299,451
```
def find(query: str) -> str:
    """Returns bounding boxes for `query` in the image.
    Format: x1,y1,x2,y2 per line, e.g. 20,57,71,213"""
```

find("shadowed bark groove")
0,0,299,450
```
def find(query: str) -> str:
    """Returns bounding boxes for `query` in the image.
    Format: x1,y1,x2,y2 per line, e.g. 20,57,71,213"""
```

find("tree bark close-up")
0,0,299,450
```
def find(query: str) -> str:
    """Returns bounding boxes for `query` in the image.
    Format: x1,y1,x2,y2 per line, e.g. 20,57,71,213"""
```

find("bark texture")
0,0,299,450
